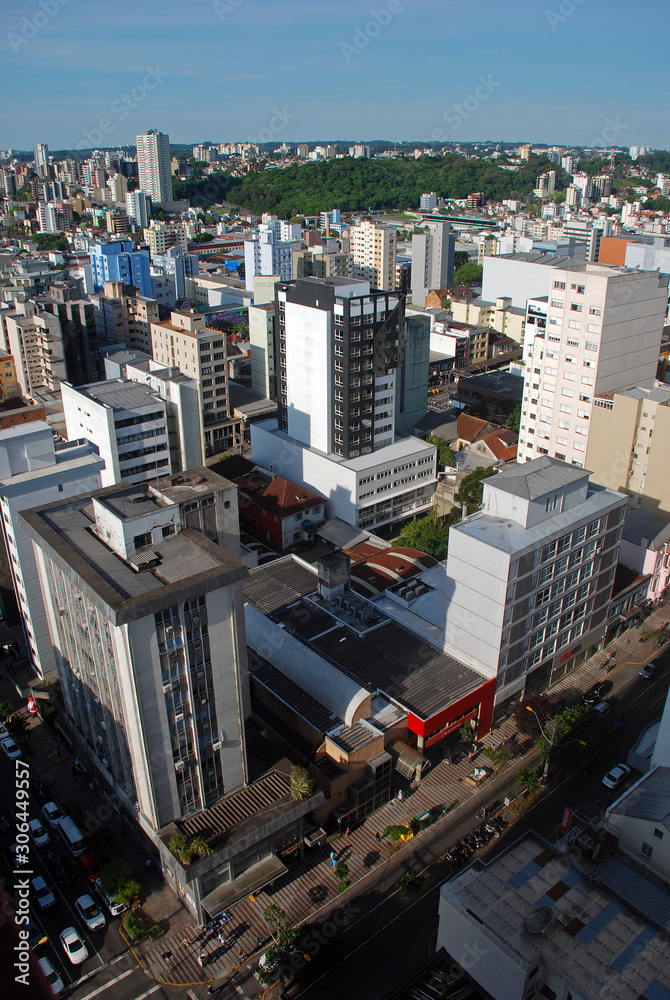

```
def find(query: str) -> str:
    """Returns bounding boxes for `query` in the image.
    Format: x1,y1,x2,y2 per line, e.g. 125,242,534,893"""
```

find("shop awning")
201,853,287,918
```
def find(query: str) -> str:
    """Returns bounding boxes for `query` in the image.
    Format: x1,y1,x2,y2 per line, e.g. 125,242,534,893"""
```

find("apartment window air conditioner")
192,614,200,623
97,735,104,742
212,741,222,751
101,758,109,768
174,760,185,772
175,713,184,722
163,681,177,694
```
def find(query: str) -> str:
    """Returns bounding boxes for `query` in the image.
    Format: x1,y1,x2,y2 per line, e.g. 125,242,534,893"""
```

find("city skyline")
1,0,668,150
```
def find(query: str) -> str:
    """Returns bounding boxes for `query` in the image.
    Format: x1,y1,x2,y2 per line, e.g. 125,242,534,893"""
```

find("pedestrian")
345,826,351,838
181,936,189,948
198,952,207,967
218,931,225,946
238,949,245,964
329,850,335,862
397,789,404,802
207,987,215,997
375,832,381,843
331,858,337,869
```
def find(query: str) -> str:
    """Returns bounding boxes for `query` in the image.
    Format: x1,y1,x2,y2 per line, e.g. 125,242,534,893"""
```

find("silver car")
75,893,106,932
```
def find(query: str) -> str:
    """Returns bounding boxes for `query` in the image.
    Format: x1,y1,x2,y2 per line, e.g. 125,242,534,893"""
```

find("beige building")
0,349,18,400
3,302,65,397
89,281,159,355
144,219,189,256
151,309,241,454
586,384,670,512
450,294,525,342
349,220,396,290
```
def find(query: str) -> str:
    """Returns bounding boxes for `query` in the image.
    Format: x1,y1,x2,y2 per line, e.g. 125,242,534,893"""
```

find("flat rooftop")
67,379,163,412
443,833,670,1000
485,454,588,500
19,487,246,623
243,557,487,722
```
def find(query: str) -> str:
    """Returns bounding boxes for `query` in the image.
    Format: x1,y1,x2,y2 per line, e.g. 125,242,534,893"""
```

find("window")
570,303,583,312
577,408,589,419
550,299,564,308
568,320,581,329
560,404,571,413
583,359,594,368
553,281,566,290
558,420,570,429
545,366,557,376
589,306,602,316
587,323,600,333
556,437,568,446
574,441,586,452
162,524,176,538
585,341,598,351
564,372,575,381
641,842,653,859
562,388,574,398
581,376,594,386
134,532,152,549
653,828,664,840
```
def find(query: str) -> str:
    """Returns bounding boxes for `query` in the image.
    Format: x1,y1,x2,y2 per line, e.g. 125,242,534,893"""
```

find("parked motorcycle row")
444,817,507,865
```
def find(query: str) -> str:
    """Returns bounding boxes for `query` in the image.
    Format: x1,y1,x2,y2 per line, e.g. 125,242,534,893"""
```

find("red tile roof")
478,428,518,462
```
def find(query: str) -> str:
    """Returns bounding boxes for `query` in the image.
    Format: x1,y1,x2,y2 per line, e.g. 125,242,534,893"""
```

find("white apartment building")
442,458,627,717
243,223,301,290
37,202,58,233
410,222,454,307
20,477,248,834
136,129,173,206
150,309,240,454
0,421,103,680
349,220,396,291
88,281,160,355
419,192,438,211
518,265,668,466
151,247,199,304
61,380,171,486
126,189,150,229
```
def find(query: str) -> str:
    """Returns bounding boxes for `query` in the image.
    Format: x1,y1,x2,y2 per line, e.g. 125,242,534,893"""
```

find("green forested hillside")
173,154,569,214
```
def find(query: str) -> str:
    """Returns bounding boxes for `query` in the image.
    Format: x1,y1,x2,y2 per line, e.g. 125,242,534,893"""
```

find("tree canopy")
393,506,449,560
454,466,497,509
426,433,455,467
452,262,483,287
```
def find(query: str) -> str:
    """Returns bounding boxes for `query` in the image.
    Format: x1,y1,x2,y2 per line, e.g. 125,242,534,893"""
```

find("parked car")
28,819,50,847
42,801,64,828
32,875,56,910
602,763,631,790
639,661,658,680
46,850,73,887
59,926,89,965
74,893,106,932
77,853,101,886
37,957,64,997
0,723,8,740
95,877,128,917
1,737,22,759
593,701,611,717
583,681,612,707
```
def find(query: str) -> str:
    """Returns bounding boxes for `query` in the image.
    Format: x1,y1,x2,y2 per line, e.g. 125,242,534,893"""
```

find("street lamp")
526,705,586,783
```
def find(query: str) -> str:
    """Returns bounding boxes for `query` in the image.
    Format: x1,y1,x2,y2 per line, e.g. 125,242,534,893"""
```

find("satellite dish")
525,905,554,934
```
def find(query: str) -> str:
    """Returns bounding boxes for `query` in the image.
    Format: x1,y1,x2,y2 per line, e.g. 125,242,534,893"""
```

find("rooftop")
243,557,487,722
610,766,670,825
622,509,670,551
19,486,246,623
65,379,164,413
485,455,588,500
443,832,670,1000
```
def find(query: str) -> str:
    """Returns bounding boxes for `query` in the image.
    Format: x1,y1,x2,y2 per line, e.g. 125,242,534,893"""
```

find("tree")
99,861,141,907
289,765,313,802
441,297,451,310
459,720,476,741
0,699,27,739
426,433,455,467
453,250,471,271
452,263,483,287
468,400,489,419
482,745,509,768
191,231,215,243
454,466,497,510
382,825,412,842
516,766,540,795
392,506,449,560
513,695,552,737
506,403,521,432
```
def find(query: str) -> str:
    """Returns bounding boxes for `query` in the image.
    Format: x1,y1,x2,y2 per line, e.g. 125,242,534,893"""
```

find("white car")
38,956,64,996
60,925,89,965
0,723,8,740
603,763,631,790
28,819,50,846
1,737,22,759
95,878,128,917
32,875,56,909
42,801,64,828
75,893,106,932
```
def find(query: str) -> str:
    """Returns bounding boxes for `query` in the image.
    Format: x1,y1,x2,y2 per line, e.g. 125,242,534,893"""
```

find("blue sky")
1,0,668,150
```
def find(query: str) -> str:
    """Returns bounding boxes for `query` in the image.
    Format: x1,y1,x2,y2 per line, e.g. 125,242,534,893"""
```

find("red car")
77,853,101,886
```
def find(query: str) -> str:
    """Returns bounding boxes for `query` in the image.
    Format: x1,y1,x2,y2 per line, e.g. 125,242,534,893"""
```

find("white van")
58,816,86,856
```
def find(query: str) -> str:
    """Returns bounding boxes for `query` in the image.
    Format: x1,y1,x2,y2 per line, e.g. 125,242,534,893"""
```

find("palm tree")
289,765,313,802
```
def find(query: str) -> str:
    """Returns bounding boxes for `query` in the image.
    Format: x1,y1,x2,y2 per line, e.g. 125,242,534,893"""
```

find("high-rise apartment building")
4,302,66,396
144,220,189,256
410,222,455,306
243,223,301,290
0,421,103,679
126,189,150,229
442,457,627,719
37,202,58,233
419,192,438,211
251,277,436,530
151,246,199,302
586,385,670,512
518,265,668,467
89,281,159,354
33,143,49,179
41,290,103,384
136,129,174,206
90,240,152,297
20,476,248,831
151,309,240,454
349,220,396,291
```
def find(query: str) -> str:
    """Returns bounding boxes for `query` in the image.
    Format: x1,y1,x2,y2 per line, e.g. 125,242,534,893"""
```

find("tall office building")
21,476,248,831
33,142,49,179
136,129,173,206
251,277,436,531
349,220,396,291
443,457,627,719
0,421,103,680
410,222,455,306
518,264,668,466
